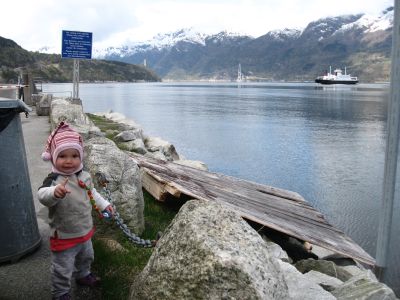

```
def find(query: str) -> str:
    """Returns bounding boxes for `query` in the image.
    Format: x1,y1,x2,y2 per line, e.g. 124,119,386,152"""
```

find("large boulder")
50,98,101,139
83,137,145,234
129,200,334,300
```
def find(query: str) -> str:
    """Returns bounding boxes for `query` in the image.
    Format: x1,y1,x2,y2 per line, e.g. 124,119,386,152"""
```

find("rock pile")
129,200,397,300
96,110,208,170
46,96,398,299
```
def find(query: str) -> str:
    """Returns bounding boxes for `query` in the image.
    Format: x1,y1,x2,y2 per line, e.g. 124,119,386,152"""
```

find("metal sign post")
375,0,400,280
73,59,79,99
61,30,92,100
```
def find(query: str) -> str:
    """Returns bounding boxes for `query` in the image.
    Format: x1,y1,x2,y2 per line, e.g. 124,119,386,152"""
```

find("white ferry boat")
315,66,358,85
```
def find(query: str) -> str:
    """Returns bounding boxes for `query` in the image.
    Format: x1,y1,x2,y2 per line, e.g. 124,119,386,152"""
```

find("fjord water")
43,82,399,292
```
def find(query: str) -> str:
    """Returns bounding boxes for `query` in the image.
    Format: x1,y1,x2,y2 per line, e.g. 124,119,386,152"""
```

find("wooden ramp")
128,153,375,266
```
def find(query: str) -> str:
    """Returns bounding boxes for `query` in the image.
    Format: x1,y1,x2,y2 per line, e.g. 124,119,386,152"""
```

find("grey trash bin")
0,99,41,263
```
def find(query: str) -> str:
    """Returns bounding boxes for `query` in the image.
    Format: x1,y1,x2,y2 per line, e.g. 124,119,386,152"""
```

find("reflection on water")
43,82,398,293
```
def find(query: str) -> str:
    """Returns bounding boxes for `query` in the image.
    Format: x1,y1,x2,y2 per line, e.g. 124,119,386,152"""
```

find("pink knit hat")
42,122,84,172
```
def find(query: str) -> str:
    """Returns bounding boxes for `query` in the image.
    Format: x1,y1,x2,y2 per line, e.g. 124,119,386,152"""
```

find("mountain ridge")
94,7,393,82
0,37,161,83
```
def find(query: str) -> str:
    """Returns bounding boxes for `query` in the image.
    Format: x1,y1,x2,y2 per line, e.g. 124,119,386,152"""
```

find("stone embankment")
37,94,398,300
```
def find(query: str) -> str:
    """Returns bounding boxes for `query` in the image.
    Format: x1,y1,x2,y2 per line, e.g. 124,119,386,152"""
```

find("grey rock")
324,253,358,267
145,136,179,161
341,265,375,279
114,129,144,143
277,260,336,300
262,235,292,263
303,270,343,291
84,137,145,234
144,150,167,161
119,139,147,154
295,258,353,281
332,272,398,300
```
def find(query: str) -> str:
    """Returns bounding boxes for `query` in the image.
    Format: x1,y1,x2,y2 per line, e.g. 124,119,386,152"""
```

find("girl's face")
55,148,81,174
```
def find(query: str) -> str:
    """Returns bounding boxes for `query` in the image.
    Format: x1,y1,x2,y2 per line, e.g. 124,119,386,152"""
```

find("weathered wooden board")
141,168,181,201
129,152,375,266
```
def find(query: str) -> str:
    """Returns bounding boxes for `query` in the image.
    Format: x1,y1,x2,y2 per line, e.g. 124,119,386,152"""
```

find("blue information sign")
62,30,92,59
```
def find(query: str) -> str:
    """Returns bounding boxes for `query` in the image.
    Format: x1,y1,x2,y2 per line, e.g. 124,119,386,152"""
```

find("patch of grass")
142,191,177,239
92,239,151,299
116,142,130,151
87,113,126,131
92,191,176,299
87,113,129,140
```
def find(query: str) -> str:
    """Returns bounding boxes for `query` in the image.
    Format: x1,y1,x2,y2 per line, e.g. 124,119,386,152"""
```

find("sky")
0,0,393,52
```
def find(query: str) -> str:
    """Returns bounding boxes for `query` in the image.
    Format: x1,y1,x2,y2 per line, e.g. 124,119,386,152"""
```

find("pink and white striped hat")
41,122,84,169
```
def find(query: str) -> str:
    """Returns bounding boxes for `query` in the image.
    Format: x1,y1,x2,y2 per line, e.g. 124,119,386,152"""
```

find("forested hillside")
0,36,160,83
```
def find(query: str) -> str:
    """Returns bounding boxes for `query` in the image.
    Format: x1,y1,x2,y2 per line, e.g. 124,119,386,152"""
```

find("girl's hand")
103,205,114,217
54,177,71,199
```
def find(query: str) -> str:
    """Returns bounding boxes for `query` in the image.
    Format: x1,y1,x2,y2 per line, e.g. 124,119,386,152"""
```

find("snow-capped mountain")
339,6,393,33
95,7,392,57
264,28,302,41
93,28,247,59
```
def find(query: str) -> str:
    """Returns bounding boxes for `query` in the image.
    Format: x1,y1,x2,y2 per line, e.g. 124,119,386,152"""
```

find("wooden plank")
145,168,181,198
141,168,181,201
141,169,168,201
128,152,375,266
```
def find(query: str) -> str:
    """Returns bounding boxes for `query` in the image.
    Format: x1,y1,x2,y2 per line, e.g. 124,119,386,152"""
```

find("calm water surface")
43,82,399,292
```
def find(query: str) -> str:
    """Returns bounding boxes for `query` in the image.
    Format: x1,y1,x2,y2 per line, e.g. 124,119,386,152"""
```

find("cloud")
0,0,392,51
1,0,139,49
